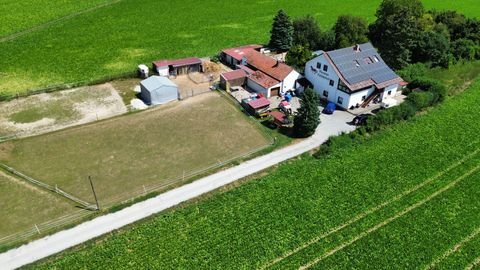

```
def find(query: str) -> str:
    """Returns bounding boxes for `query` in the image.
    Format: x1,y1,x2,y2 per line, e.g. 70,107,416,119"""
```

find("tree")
318,30,336,51
412,31,450,68
369,0,425,69
269,10,294,51
433,10,468,40
334,15,369,48
292,15,322,50
285,45,312,72
293,88,320,138
451,39,477,61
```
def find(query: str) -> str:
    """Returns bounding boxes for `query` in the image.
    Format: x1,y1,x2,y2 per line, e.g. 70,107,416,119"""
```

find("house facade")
305,43,403,110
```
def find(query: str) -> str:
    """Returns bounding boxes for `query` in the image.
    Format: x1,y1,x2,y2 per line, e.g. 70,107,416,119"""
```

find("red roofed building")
152,57,202,76
220,69,247,90
221,45,301,98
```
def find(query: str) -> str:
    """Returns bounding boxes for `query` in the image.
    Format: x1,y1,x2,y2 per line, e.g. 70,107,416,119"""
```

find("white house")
305,43,404,110
221,46,301,98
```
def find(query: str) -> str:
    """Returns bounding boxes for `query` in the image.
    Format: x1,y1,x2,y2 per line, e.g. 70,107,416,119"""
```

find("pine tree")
294,88,320,138
269,10,294,51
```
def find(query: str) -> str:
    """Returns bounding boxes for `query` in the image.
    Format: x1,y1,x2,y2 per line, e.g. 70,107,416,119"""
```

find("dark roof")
248,97,270,110
153,57,202,68
221,69,247,81
326,43,402,90
245,50,293,81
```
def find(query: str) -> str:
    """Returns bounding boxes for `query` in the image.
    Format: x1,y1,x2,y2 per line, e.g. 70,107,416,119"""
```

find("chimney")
275,59,280,67
354,44,361,52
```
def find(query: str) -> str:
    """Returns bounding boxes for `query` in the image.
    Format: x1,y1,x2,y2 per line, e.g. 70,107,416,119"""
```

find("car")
351,113,373,126
322,102,336,114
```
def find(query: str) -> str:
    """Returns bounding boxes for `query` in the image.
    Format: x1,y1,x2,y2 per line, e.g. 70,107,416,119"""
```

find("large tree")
334,15,369,48
292,15,322,50
294,88,320,138
269,10,294,51
285,45,312,72
412,31,450,68
369,0,425,69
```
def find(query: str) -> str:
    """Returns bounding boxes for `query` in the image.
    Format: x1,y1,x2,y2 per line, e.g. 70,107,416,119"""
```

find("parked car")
322,102,336,114
352,114,373,126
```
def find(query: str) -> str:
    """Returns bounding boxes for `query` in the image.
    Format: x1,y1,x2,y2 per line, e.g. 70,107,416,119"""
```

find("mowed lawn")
0,92,270,207
0,171,76,240
0,0,477,95
32,78,480,269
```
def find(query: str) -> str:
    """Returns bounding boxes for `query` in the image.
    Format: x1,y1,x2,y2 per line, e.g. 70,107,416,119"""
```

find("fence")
0,163,96,210
0,135,16,143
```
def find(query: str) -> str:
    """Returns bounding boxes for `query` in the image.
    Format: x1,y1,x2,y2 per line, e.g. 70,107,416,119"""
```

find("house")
305,42,404,110
140,76,179,105
221,45,301,98
220,69,247,91
152,57,202,76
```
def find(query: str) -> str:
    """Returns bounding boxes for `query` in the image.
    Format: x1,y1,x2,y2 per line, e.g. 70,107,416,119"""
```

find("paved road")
0,110,355,269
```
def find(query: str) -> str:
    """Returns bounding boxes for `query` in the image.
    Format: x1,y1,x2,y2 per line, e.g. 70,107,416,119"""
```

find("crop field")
0,0,477,95
0,171,76,240
31,78,480,269
0,92,270,208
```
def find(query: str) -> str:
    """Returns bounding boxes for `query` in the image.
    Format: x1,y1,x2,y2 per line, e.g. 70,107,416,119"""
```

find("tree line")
269,0,480,71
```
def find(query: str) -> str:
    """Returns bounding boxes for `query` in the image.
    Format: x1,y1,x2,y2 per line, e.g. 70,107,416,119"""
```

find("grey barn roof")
326,43,399,86
141,76,177,92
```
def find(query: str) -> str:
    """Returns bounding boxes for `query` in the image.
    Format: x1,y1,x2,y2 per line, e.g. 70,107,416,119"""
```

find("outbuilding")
140,76,179,105
152,57,202,76
220,69,247,91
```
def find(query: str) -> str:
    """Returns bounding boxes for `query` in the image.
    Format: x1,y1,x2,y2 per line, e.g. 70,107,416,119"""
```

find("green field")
0,92,270,207
0,0,478,95
31,77,480,268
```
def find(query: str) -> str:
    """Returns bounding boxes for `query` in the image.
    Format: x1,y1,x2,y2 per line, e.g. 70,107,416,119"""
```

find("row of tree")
269,0,480,71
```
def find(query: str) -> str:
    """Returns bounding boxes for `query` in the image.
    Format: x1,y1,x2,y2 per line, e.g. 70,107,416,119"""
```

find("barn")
140,76,179,105
152,57,202,76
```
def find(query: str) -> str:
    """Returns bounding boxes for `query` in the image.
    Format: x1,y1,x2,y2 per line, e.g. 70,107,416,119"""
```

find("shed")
152,57,202,76
140,76,179,105
220,69,247,91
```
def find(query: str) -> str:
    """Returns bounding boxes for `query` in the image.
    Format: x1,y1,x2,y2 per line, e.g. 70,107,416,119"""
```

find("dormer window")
364,57,373,64
354,60,360,67
373,56,379,63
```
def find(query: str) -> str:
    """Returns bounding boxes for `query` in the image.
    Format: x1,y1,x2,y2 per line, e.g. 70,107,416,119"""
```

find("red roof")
249,71,280,89
245,50,293,81
236,64,255,75
248,97,270,110
153,57,202,68
221,69,247,81
269,111,287,123
222,45,263,61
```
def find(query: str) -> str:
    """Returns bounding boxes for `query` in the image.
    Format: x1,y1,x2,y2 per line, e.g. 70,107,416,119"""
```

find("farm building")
304,42,404,110
153,57,202,76
221,45,301,98
220,69,248,91
140,76,179,105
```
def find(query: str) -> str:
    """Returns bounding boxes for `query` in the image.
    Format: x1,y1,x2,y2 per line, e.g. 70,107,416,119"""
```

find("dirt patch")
0,83,127,138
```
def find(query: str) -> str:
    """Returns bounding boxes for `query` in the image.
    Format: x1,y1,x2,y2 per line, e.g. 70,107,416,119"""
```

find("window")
323,65,328,72
338,79,350,92
364,57,373,64
354,60,360,67
373,55,380,63
337,96,343,104
388,90,392,95
316,62,321,69
329,80,334,86
323,90,328,97
361,95,366,101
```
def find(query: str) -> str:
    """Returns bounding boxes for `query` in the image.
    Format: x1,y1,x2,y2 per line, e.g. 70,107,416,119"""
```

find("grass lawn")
0,92,270,207
30,75,480,269
425,60,480,95
0,171,76,241
0,0,477,95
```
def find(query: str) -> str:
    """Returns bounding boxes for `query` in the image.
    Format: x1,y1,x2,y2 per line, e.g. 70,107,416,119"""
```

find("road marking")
0,0,123,43
298,164,480,270
259,148,480,269
465,255,480,270
425,227,480,269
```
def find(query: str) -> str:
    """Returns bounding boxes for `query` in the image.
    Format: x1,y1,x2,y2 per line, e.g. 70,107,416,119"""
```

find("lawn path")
465,256,480,270
0,0,123,43
260,147,480,270
298,164,480,270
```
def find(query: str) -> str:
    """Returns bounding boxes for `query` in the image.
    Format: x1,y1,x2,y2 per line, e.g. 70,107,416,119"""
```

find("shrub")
407,91,435,109
397,63,429,82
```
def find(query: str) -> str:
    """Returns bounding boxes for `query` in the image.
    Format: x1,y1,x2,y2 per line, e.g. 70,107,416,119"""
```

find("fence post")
89,176,100,211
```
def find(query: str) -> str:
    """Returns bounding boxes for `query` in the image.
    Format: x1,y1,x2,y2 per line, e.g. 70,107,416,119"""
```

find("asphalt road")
0,110,355,269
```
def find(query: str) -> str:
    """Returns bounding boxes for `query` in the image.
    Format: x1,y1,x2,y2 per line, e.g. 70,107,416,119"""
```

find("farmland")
31,78,480,268
0,0,477,95
0,92,270,208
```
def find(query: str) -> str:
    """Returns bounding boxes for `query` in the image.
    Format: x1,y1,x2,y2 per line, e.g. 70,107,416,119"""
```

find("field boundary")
425,226,480,269
0,163,95,210
465,255,480,270
260,146,480,269
0,0,123,43
299,164,480,270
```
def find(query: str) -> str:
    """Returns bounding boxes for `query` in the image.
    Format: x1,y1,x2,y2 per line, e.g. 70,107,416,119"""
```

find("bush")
407,91,435,109
408,77,447,103
397,63,429,82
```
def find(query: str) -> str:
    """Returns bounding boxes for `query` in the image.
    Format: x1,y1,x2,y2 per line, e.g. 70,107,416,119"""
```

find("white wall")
247,79,269,97
157,66,169,76
380,83,399,100
280,70,301,95
305,54,341,103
